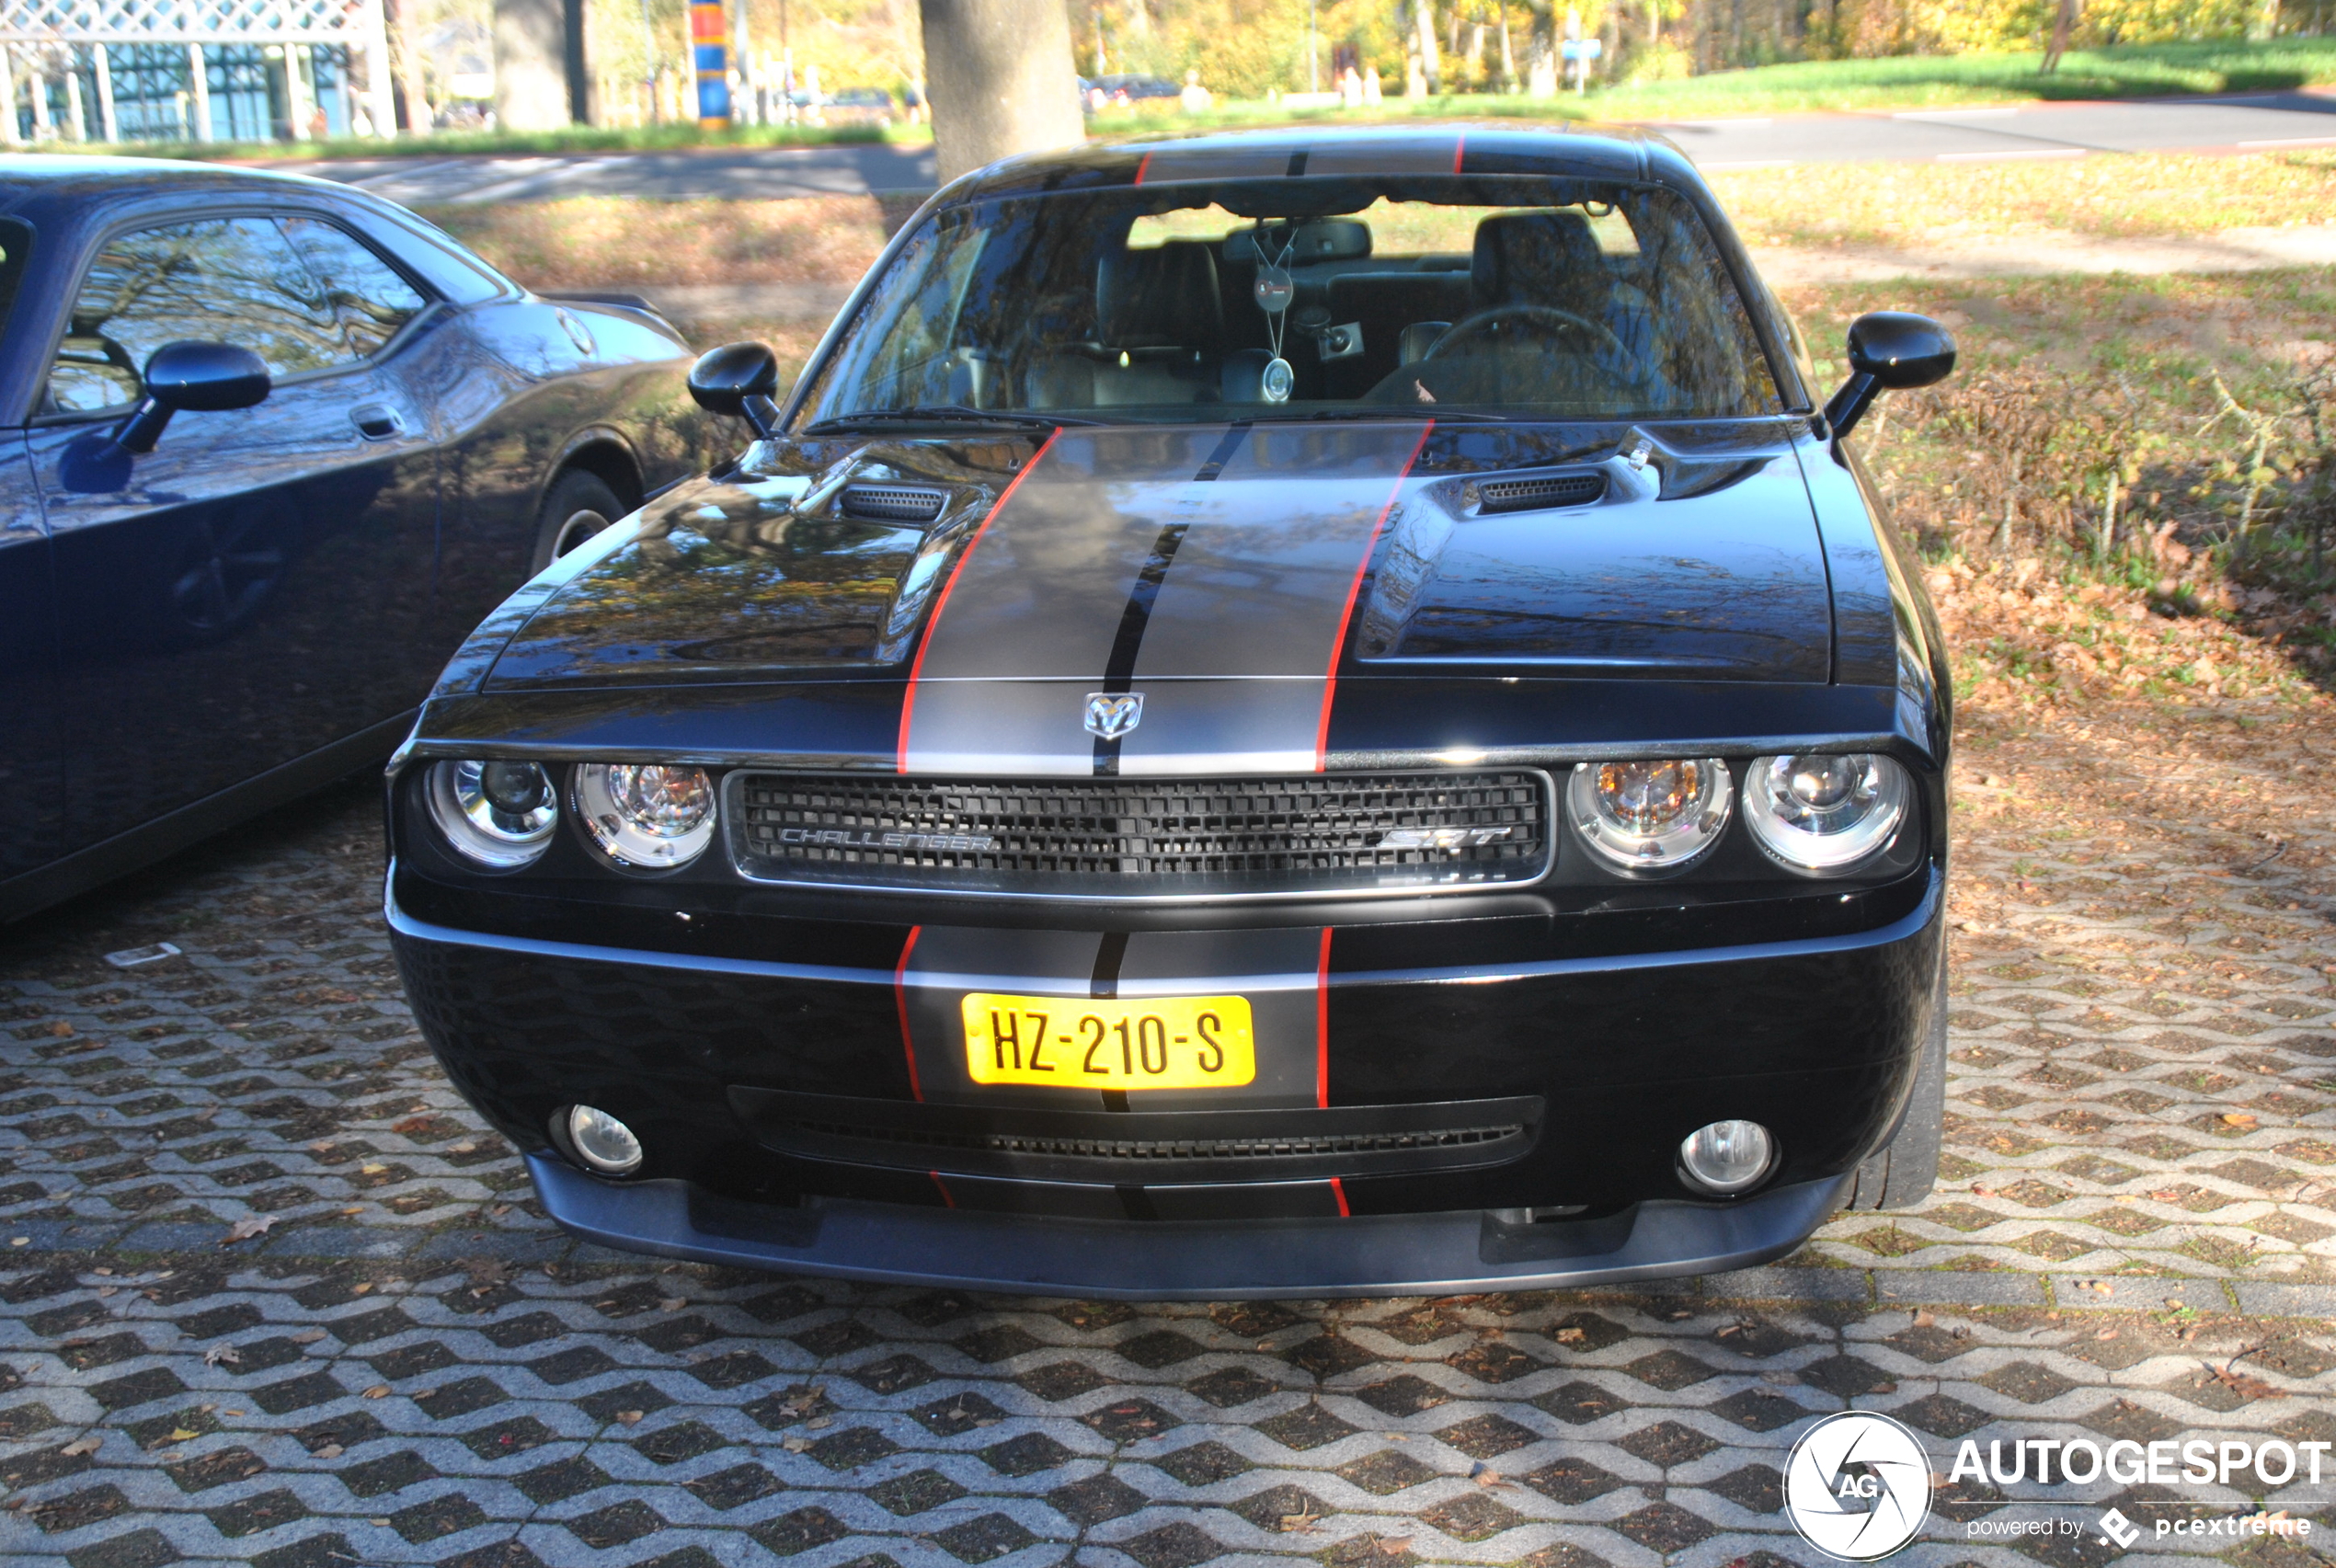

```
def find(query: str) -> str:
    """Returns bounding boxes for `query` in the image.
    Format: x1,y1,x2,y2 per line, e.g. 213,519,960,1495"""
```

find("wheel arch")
541,428,647,517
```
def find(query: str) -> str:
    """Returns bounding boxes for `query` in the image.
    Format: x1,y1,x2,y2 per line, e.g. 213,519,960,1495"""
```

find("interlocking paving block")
3,727,2334,1568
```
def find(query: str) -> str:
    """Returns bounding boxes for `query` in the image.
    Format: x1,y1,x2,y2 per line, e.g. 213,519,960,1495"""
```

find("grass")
24,118,924,164
1781,267,2336,707
415,194,921,289
31,36,2336,163
1092,35,2336,134
1707,149,2336,247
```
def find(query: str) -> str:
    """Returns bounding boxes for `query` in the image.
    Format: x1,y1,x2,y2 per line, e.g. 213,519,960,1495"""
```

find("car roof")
0,155,356,222
947,121,1699,203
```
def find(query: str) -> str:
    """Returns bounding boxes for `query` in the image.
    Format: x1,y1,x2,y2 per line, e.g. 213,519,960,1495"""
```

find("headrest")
1471,212,1607,305
1097,241,1222,347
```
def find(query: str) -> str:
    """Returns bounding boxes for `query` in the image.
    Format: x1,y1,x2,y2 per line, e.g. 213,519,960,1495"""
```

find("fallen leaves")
221,1215,277,1245
614,1410,646,1425
312,1443,344,1459
2221,1112,2259,1129
60,1436,100,1457
2206,1362,2283,1401
780,1435,813,1453
658,1297,687,1312
361,1385,390,1400
290,1329,326,1345
1278,1510,1322,1534
203,1345,242,1367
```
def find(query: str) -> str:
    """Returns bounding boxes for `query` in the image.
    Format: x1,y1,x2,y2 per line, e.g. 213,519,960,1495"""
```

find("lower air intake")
730,1090,1543,1184
726,770,1552,898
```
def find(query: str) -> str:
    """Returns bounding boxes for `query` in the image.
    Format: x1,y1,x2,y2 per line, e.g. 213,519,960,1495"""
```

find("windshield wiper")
802,406,1100,434
1243,406,1511,423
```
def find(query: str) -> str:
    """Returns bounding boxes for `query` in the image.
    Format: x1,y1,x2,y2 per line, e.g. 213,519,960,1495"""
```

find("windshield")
796,175,1781,428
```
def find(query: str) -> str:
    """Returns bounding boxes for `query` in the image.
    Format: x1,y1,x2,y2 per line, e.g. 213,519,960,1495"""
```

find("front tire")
530,469,627,574
1842,948,1946,1212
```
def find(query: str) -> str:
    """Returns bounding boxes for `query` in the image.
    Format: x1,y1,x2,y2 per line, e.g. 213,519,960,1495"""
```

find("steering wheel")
1425,303,1632,365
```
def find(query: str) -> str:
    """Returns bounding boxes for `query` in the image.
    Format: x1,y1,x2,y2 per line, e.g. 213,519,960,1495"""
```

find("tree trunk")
1415,0,1443,91
494,0,569,129
384,0,431,132
2041,0,2077,71
919,0,1084,183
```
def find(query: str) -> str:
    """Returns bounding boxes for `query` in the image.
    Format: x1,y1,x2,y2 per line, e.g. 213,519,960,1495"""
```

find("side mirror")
116,341,270,454
688,341,783,439
1823,311,1955,440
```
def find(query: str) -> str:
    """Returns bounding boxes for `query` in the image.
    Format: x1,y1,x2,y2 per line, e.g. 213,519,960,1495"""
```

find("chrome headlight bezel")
571,761,718,872
1567,757,1734,876
1744,752,1912,876
425,759,558,870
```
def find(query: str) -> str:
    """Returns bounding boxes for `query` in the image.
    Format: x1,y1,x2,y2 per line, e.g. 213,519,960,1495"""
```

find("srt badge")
1083,692,1144,740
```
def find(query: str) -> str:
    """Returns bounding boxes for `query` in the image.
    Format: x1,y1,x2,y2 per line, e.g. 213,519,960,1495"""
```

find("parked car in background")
387,125,1956,1299
821,86,897,126
0,157,710,922
1080,74,1181,112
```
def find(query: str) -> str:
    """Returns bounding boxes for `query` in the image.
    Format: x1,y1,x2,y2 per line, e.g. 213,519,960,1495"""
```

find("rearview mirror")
116,341,270,454
688,341,783,439
1823,312,1955,440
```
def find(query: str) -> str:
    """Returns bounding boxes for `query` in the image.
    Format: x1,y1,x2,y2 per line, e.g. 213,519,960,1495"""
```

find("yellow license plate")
961,993,1256,1090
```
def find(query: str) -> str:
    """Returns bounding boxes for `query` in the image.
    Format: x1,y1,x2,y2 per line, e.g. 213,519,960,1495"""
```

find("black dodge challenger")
0,157,704,922
387,125,1957,1299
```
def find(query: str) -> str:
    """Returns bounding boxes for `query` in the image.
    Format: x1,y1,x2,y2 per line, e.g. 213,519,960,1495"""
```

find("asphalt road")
278,90,2336,206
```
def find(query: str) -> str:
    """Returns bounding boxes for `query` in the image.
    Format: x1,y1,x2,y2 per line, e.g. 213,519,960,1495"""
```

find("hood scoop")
840,483,948,524
1471,471,1608,515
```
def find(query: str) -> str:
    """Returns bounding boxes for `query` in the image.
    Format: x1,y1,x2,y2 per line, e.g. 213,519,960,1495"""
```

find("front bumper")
531,1149,1853,1299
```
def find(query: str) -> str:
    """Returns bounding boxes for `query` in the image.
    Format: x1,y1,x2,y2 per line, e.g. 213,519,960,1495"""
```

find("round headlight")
1744,753,1910,874
1678,1119,1774,1195
572,762,717,870
1568,758,1732,873
426,760,557,868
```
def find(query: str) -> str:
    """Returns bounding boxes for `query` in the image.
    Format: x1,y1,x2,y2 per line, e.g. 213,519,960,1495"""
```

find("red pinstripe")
1452,132,1466,174
896,428,1061,772
1330,1176,1350,1217
1133,152,1152,186
894,925,924,1102
1313,421,1432,769
1314,926,1333,1108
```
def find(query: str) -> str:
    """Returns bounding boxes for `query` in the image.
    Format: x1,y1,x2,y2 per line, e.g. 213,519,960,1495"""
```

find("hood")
483,420,1833,704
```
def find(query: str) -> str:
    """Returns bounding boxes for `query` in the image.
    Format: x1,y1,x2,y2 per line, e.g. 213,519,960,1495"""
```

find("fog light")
1678,1119,1773,1195
566,1105,644,1175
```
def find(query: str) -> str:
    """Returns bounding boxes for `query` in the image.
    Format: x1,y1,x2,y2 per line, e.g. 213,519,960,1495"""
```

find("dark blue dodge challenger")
388,126,1957,1298
0,158,703,921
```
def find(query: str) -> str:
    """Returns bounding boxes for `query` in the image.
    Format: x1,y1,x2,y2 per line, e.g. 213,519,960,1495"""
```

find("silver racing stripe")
900,421,1431,777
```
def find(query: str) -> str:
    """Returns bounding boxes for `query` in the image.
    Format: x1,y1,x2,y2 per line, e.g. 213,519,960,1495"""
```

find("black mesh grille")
1476,472,1606,514
727,771,1551,898
840,484,947,522
793,1117,1527,1164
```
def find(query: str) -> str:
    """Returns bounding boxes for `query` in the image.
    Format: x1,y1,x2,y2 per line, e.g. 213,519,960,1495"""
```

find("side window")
282,217,429,357
46,217,349,415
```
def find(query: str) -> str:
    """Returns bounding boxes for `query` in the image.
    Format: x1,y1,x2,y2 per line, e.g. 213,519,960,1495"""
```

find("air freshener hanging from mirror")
1250,229,1298,404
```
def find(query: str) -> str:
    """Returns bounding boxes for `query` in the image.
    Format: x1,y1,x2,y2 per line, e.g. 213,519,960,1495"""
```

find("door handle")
351,405,409,441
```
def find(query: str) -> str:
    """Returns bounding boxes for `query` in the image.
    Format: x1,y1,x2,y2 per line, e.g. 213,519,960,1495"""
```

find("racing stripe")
1116,420,1433,776
900,428,1226,775
897,429,1060,772
1316,421,1435,768
1091,425,1251,776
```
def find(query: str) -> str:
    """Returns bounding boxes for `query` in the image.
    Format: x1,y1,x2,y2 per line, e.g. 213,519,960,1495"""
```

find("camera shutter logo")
1782,1411,1932,1562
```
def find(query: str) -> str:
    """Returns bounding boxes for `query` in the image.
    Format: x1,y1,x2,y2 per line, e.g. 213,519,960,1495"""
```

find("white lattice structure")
0,0,394,143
